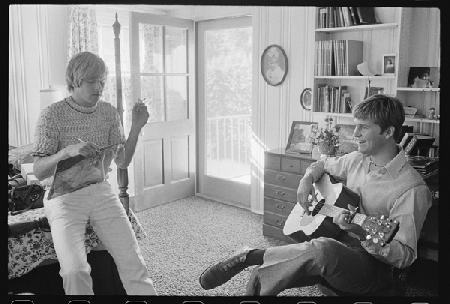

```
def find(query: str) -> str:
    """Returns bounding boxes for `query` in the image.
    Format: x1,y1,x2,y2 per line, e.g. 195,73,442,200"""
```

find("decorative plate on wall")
261,44,288,86
300,88,312,111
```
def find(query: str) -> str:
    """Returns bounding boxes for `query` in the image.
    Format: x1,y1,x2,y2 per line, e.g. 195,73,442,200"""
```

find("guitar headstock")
361,215,399,247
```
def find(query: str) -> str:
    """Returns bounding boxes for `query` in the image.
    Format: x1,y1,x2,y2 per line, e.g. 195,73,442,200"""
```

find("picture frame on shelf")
261,44,288,86
364,86,384,99
382,54,396,75
285,121,318,154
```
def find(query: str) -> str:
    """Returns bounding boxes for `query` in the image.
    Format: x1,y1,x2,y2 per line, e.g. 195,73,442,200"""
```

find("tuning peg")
378,232,385,238
372,238,379,244
308,206,315,212
366,235,372,240
311,200,318,206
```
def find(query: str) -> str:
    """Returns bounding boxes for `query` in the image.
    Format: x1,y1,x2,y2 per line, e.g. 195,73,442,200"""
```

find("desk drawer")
264,169,302,189
265,153,281,170
264,211,287,229
281,156,314,174
264,184,297,202
264,197,295,217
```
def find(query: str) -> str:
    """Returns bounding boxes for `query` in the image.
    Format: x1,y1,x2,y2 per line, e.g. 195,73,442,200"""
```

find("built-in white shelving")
315,23,398,33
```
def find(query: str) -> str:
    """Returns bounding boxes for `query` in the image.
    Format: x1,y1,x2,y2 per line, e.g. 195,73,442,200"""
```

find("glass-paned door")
197,16,252,208
130,12,195,211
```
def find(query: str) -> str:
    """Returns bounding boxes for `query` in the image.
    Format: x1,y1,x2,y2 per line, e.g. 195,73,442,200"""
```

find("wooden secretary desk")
263,148,439,262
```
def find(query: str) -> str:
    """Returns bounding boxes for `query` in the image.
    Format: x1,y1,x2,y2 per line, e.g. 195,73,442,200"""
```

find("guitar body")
283,174,361,243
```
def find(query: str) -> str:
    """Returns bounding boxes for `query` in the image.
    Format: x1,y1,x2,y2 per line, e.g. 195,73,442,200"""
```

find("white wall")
250,7,316,213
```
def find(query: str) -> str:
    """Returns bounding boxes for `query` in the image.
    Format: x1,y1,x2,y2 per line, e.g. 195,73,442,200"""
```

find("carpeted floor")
134,196,438,297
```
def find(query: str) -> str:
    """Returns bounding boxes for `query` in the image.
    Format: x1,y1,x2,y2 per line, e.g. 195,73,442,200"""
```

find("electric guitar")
283,174,399,248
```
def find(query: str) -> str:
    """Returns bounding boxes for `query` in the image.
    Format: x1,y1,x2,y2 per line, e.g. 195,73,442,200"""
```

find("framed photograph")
335,124,358,155
382,54,396,75
261,44,288,86
364,86,384,99
300,88,312,111
285,121,318,154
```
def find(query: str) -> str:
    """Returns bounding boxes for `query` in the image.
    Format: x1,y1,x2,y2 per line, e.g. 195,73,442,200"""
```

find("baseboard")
195,193,257,213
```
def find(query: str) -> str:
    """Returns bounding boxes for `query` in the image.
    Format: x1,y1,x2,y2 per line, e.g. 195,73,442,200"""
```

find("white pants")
43,181,157,295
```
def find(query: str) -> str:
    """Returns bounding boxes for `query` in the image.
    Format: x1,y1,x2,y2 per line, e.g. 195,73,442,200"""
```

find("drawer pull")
275,219,284,227
276,204,285,210
276,174,286,181
275,190,286,196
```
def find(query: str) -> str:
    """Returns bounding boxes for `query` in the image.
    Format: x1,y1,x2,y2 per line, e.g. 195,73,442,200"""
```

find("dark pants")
245,235,394,296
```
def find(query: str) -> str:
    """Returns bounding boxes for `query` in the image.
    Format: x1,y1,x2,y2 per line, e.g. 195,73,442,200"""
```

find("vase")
318,142,336,156
311,145,321,160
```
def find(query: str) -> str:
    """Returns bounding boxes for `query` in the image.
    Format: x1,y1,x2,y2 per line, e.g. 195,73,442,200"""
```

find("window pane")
165,26,187,73
141,76,164,122
139,24,163,73
166,76,188,121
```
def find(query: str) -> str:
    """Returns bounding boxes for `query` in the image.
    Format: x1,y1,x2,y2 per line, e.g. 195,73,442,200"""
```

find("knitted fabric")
32,97,125,157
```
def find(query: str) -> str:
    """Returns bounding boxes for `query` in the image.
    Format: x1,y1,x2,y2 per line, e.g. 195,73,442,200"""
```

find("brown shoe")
199,247,253,290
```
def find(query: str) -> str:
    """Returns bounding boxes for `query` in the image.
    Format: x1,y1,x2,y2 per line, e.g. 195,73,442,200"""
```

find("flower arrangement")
312,117,340,156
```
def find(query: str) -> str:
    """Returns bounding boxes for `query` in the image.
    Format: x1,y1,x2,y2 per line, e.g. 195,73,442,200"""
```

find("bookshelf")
310,7,439,262
313,7,400,114
311,7,440,145
396,7,440,146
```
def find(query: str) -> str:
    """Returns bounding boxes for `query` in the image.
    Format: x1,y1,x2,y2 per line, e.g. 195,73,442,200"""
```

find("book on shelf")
317,7,365,28
318,7,327,28
364,86,384,99
349,7,360,25
316,85,351,113
315,40,362,76
356,7,377,25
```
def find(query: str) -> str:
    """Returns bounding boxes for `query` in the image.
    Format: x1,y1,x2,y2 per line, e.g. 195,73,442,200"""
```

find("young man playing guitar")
198,94,432,296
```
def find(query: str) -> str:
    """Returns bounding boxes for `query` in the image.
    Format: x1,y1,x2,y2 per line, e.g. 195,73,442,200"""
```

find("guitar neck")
317,203,367,226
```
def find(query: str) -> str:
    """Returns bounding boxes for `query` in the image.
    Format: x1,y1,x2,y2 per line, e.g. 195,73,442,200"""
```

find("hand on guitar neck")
332,204,367,241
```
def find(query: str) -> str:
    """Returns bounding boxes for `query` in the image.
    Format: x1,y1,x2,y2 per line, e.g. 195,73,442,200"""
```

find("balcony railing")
206,114,251,167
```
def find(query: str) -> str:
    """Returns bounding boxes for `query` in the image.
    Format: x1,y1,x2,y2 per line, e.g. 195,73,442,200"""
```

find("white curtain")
67,5,99,61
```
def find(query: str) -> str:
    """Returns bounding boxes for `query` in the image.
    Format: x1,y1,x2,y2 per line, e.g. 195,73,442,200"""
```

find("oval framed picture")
300,88,312,111
261,44,288,86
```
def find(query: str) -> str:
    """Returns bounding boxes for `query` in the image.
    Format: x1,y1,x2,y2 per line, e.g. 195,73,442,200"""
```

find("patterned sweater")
33,97,125,157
